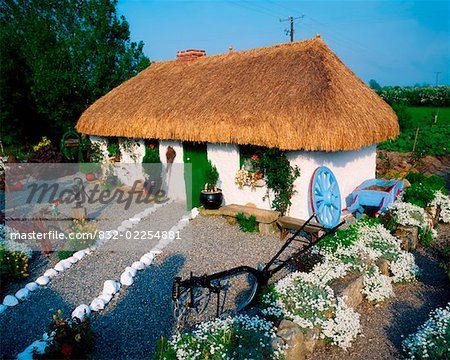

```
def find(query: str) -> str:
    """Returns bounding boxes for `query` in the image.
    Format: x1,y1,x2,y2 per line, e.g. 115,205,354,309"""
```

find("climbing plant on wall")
260,149,301,215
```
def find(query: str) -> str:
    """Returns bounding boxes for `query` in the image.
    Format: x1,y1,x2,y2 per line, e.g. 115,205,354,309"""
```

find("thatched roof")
76,37,398,151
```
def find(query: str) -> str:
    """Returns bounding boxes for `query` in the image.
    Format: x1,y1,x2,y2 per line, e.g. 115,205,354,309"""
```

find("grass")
404,106,450,130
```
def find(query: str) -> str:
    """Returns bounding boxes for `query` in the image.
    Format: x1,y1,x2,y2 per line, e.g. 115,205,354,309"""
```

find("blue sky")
117,0,449,86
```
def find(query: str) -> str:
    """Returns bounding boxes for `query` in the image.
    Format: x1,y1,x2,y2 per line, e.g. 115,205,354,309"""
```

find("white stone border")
0,200,173,315
17,205,199,359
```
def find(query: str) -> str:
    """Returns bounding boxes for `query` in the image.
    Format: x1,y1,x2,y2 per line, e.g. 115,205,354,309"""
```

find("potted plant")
200,161,223,209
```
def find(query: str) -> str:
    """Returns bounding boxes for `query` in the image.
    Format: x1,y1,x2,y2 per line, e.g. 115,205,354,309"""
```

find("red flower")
149,144,155,149
25,145,30,149
251,155,258,160
61,343,73,359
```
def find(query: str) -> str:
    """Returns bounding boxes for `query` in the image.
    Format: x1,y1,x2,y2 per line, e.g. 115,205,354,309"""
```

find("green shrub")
405,172,447,192
0,246,29,291
142,143,162,180
57,250,74,260
204,160,219,191
36,311,94,359
403,183,437,208
152,315,282,360
236,212,258,233
403,172,447,208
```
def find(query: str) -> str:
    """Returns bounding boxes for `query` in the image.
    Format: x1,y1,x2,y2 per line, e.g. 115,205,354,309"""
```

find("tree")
0,0,151,146
368,79,382,91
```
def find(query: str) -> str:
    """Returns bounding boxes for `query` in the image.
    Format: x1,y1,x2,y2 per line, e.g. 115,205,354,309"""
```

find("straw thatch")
76,37,398,151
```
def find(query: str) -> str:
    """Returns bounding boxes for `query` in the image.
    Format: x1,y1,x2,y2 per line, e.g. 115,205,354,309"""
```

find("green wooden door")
183,142,208,209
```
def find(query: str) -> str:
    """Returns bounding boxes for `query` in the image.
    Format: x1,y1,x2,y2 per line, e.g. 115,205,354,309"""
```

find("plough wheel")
310,166,341,228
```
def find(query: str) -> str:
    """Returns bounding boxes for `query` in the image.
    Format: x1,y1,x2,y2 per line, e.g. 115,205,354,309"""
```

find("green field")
405,106,450,129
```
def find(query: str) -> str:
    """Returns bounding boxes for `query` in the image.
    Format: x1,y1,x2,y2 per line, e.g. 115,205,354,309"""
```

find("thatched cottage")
76,36,398,219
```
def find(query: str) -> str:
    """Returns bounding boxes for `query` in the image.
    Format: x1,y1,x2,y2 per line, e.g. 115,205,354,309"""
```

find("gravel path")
90,215,285,359
0,201,187,359
307,247,450,360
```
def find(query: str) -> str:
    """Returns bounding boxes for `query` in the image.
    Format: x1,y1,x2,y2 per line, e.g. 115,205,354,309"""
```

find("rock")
90,298,106,312
277,320,305,360
66,256,78,264
15,288,30,301
30,339,48,355
36,276,50,286
303,327,323,354
178,218,190,227
130,217,140,224
330,273,364,309
0,304,7,315
3,295,19,307
271,336,285,352
395,225,418,251
376,258,391,276
125,266,137,277
72,304,91,320
98,293,113,304
122,220,133,228
54,260,71,272
44,269,59,278
120,272,134,286
258,222,278,234
73,250,86,260
191,207,199,218
226,216,237,225
103,280,120,295
131,261,145,270
140,255,153,266
117,225,126,232
25,282,39,292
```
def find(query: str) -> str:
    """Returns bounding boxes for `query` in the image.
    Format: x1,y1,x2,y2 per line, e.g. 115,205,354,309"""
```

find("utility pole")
280,15,304,42
433,72,441,87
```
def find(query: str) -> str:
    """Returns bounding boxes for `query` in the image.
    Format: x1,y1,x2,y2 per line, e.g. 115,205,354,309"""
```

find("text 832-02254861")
97,230,181,240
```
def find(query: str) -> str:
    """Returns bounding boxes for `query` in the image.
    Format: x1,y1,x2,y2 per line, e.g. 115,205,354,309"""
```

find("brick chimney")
176,49,206,63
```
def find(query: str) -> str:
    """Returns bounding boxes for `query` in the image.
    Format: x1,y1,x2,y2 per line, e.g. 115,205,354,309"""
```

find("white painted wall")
207,143,270,208
116,138,146,186
206,143,376,219
159,140,186,201
287,145,377,219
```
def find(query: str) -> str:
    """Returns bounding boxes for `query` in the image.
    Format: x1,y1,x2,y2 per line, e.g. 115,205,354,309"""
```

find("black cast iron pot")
200,190,223,209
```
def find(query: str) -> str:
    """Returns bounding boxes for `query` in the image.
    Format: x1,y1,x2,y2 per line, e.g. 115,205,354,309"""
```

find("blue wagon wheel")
309,167,341,228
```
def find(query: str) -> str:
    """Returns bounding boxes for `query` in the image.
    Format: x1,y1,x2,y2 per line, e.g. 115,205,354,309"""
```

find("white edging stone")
0,304,7,315
120,272,134,286
90,298,106,312
35,276,50,286
72,304,91,320
25,282,39,292
103,280,121,295
44,269,58,278
15,288,30,301
3,295,19,307
131,261,145,270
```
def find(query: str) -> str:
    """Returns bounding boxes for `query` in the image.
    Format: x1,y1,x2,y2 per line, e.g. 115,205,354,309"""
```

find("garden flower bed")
155,174,449,359
402,302,450,359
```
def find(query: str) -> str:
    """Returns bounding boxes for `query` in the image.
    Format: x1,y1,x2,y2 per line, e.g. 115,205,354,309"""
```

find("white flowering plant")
260,271,361,350
402,303,450,359
153,315,284,360
362,266,394,303
430,190,450,224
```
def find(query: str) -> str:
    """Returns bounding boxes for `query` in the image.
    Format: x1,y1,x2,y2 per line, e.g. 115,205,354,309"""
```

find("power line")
226,0,279,19
280,15,304,42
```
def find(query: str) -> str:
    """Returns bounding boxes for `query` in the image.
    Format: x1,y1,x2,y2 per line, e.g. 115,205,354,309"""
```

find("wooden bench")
277,216,325,242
